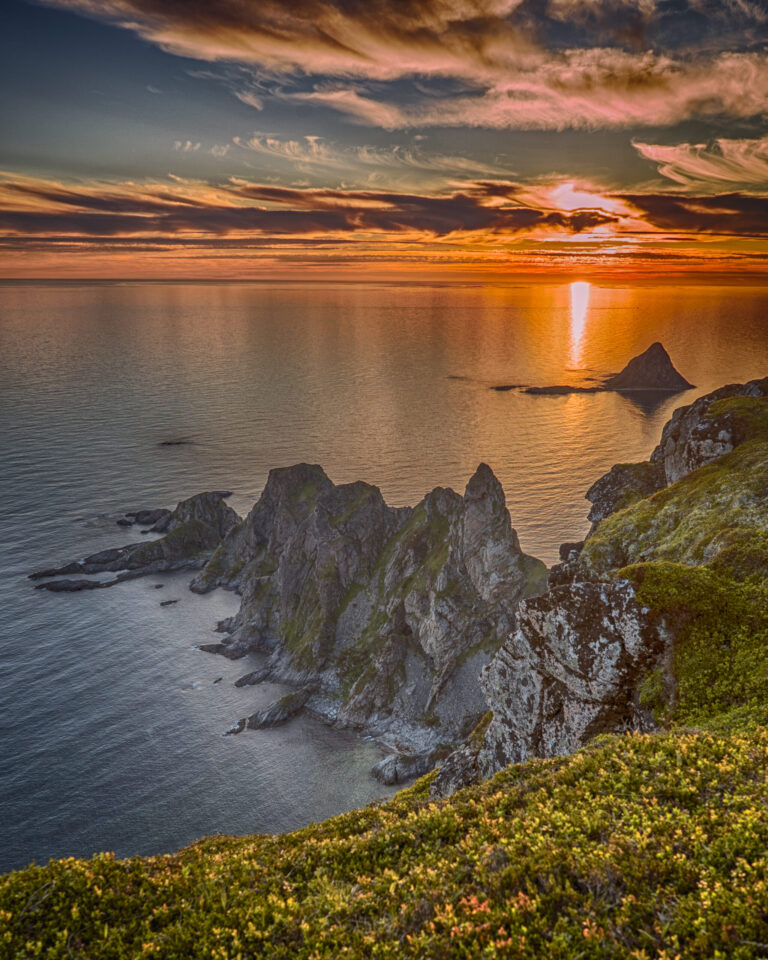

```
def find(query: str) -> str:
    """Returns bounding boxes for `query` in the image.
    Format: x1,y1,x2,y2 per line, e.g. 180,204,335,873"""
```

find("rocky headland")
30,492,240,591
30,370,768,796
192,462,548,782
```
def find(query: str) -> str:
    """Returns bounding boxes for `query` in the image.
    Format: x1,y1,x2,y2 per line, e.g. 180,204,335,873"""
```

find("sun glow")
569,281,590,364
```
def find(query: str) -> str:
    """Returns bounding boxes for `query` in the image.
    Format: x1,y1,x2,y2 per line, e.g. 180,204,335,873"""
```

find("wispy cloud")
287,50,768,131
43,0,768,131
0,172,619,244
234,90,264,110
634,136,768,189
233,134,511,180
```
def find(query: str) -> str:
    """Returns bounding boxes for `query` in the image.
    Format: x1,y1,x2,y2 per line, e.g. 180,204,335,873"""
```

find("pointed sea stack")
604,342,693,392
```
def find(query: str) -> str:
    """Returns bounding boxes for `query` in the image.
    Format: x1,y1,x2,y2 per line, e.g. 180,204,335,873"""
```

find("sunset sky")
3,0,768,279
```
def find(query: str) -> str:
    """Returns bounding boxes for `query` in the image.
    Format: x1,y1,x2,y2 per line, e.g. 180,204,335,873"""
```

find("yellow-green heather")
2,731,768,958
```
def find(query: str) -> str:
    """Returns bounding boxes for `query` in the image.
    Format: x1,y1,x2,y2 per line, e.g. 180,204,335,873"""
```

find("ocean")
2,279,768,872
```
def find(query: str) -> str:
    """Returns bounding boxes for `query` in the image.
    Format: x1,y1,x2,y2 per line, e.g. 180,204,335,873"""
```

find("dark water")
1,279,768,873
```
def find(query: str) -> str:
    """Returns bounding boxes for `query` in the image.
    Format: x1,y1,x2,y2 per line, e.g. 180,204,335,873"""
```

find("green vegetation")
579,396,768,579
130,520,218,567
624,562,768,731
3,730,768,958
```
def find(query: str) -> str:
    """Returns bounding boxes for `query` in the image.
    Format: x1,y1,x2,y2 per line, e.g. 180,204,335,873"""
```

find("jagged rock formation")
603,341,694,392
193,463,547,777
30,492,240,590
433,376,768,797
584,461,666,528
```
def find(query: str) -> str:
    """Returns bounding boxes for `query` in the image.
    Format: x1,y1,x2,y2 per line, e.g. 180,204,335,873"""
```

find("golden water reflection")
569,281,590,365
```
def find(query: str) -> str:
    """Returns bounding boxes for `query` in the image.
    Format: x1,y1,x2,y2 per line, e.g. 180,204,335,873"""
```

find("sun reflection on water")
569,281,591,365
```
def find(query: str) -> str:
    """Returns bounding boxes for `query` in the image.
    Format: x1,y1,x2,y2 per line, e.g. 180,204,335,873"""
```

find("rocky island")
10,373,768,958
501,341,696,396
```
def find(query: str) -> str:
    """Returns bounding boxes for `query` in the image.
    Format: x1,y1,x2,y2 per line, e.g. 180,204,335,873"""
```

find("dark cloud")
0,178,617,241
618,191,768,235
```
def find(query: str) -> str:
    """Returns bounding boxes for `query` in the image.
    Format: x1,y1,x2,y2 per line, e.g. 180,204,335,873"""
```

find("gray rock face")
650,376,768,485
603,342,693,392
196,462,547,775
431,580,671,797
585,461,666,528
437,375,768,798
552,376,768,558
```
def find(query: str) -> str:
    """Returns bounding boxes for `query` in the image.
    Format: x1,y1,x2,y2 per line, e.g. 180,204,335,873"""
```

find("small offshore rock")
160,599,179,606
36,578,106,592
199,643,245,660
524,385,601,395
234,669,271,687
228,688,314,734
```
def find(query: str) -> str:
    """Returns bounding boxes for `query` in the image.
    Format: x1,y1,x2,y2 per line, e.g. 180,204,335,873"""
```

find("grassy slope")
4,397,768,959
2,731,768,959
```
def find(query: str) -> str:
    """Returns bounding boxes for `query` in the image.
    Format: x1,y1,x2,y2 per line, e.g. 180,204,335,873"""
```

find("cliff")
193,462,547,780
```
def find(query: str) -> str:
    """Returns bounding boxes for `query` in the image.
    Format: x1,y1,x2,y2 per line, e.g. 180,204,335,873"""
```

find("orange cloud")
4,171,768,279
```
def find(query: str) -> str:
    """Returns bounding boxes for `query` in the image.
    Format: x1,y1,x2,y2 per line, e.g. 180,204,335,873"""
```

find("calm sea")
1,280,768,872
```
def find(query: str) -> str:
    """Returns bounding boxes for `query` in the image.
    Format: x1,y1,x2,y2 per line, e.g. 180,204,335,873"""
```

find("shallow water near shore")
2,279,768,873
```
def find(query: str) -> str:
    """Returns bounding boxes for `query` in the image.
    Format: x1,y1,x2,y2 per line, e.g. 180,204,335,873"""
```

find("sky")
2,0,768,279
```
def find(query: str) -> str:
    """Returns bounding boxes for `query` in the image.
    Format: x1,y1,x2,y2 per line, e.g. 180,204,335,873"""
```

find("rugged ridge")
193,462,547,780
431,580,671,795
